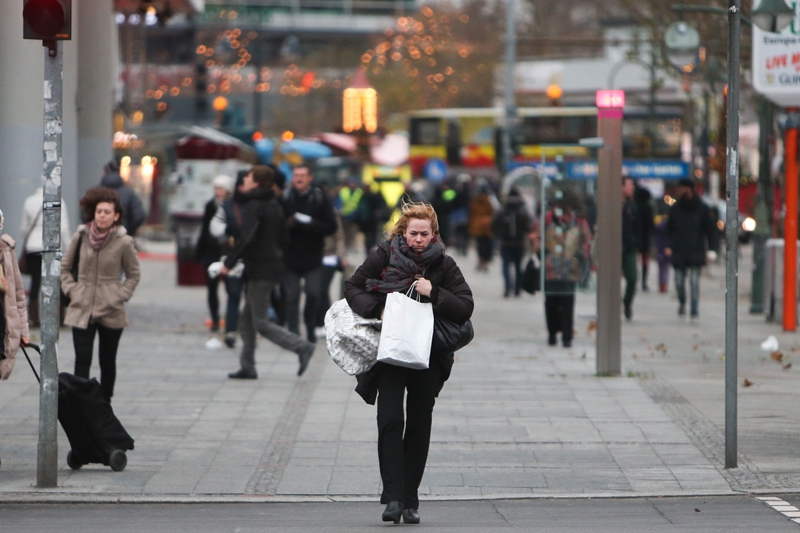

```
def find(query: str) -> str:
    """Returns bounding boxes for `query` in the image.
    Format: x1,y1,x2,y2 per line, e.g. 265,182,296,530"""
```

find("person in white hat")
197,175,237,343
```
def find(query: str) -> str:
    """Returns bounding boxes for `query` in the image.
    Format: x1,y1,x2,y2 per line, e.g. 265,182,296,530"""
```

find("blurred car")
712,199,755,244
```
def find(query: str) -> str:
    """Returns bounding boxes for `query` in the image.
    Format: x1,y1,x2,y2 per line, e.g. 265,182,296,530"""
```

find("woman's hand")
20,336,30,347
415,277,433,297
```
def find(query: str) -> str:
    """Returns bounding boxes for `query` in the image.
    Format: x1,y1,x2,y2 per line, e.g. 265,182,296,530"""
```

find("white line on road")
756,497,800,526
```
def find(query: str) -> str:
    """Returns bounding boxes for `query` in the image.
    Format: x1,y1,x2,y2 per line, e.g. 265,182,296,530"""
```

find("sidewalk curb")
4,488,792,504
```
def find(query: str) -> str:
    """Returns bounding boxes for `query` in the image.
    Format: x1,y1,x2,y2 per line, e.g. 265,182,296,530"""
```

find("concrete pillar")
77,0,117,197
0,1,78,244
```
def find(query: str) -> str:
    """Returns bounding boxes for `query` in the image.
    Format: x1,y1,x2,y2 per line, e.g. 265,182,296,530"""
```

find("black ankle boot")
403,509,420,524
382,501,403,524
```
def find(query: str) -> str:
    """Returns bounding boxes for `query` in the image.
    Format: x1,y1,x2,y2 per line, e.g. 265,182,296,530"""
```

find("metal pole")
540,150,547,293
783,118,798,331
38,40,63,488
501,0,516,173
724,0,741,470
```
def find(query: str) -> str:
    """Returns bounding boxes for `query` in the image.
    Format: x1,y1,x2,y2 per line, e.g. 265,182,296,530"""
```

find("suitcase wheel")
66,450,82,470
109,449,127,472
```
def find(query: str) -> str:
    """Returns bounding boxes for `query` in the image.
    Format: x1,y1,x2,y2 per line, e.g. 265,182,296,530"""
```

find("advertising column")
595,90,625,375
753,13,800,331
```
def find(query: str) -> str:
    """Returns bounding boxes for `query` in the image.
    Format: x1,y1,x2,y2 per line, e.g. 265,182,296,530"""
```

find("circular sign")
424,158,448,183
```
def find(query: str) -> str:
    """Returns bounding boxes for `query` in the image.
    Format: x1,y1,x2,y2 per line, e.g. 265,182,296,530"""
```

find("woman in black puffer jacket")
344,202,473,525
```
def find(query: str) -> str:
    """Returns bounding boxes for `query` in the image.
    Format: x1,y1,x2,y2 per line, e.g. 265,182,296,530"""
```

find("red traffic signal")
23,0,71,41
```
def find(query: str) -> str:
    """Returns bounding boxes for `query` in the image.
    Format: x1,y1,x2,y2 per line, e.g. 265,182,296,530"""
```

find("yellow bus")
408,106,684,176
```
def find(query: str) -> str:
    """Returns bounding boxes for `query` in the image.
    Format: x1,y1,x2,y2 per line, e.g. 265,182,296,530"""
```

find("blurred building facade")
119,0,412,137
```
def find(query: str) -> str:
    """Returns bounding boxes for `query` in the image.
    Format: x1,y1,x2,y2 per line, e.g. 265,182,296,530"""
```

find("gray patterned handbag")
324,299,382,376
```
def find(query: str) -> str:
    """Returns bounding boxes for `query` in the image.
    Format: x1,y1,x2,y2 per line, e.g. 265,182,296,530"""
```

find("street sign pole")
724,0,741,470
37,39,63,488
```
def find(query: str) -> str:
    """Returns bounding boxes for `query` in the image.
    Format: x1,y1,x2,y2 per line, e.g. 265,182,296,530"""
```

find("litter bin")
764,238,800,323
173,212,206,286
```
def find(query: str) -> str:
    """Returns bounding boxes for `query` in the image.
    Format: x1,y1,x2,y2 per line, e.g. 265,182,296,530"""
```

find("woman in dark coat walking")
344,202,473,525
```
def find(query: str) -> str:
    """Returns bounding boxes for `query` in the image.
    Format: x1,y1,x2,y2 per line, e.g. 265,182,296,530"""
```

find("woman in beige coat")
0,208,30,380
60,188,140,401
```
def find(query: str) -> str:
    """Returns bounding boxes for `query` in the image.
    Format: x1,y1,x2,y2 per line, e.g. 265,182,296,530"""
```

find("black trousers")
27,253,43,326
544,293,575,344
376,362,442,509
72,323,124,401
315,265,338,329
284,266,326,342
27,253,43,302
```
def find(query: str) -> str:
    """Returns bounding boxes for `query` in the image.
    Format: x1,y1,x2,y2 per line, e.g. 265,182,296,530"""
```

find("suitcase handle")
20,343,41,383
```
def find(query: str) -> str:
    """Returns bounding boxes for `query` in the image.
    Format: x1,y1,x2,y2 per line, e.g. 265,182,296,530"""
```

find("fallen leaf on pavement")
783,363,792,370
694,508,701,513
743,378,753,387
693,344,699,351
771,351,784,362
587,321,597,333
655,343,667,354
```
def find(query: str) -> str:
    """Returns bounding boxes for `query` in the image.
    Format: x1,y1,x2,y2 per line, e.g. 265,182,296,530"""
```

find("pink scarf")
88,221,112,250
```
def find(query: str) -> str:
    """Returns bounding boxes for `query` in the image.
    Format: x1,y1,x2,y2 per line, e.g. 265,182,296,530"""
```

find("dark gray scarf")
366,234,444,294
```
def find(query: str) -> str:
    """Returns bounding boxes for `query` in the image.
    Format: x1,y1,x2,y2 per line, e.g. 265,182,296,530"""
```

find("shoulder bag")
431,315,474,356
325,298,382,376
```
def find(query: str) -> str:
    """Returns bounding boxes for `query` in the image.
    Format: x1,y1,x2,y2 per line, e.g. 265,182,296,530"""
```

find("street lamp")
664,22,700,70
664,0,794,471
751,0,794,33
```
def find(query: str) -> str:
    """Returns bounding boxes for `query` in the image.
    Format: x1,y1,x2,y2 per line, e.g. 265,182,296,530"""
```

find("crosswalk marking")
757,497,800,526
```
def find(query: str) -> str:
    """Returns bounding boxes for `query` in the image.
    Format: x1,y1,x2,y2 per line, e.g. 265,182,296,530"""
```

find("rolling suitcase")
21,344,134,471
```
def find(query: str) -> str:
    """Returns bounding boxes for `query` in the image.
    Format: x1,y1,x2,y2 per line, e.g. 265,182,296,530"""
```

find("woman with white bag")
344,202,473,525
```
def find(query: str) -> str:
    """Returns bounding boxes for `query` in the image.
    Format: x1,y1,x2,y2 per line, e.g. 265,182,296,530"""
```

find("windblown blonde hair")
388,200,440,239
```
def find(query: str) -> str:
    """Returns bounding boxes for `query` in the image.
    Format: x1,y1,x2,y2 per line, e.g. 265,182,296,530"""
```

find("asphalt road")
2,496,799,532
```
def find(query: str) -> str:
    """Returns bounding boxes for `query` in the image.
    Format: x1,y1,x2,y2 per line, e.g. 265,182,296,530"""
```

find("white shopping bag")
377,282,434,369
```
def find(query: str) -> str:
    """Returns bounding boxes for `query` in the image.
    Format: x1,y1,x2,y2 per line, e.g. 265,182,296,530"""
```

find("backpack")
499,211,518,241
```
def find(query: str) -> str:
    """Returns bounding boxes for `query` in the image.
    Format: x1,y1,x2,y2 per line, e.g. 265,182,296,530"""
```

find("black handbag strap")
71,234,82,281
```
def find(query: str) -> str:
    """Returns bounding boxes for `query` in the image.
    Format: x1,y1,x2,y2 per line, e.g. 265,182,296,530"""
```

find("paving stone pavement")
0,241,797,501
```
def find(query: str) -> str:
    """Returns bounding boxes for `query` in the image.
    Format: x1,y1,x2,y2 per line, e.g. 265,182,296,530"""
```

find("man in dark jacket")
491,187,531,298
221,166,315,379
666,179,715,321
281,165,337,343
622,177,640,320
634,186,655,292
100,161,146,236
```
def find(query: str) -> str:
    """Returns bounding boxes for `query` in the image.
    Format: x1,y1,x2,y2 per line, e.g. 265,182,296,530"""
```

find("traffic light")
23,0,72,41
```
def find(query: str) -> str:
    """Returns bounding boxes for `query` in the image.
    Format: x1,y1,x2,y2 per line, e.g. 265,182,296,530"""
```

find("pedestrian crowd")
0,160,721,524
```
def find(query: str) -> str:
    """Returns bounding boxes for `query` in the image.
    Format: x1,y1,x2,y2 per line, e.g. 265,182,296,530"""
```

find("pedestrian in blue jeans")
492,187,531,297
665,179,715,321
